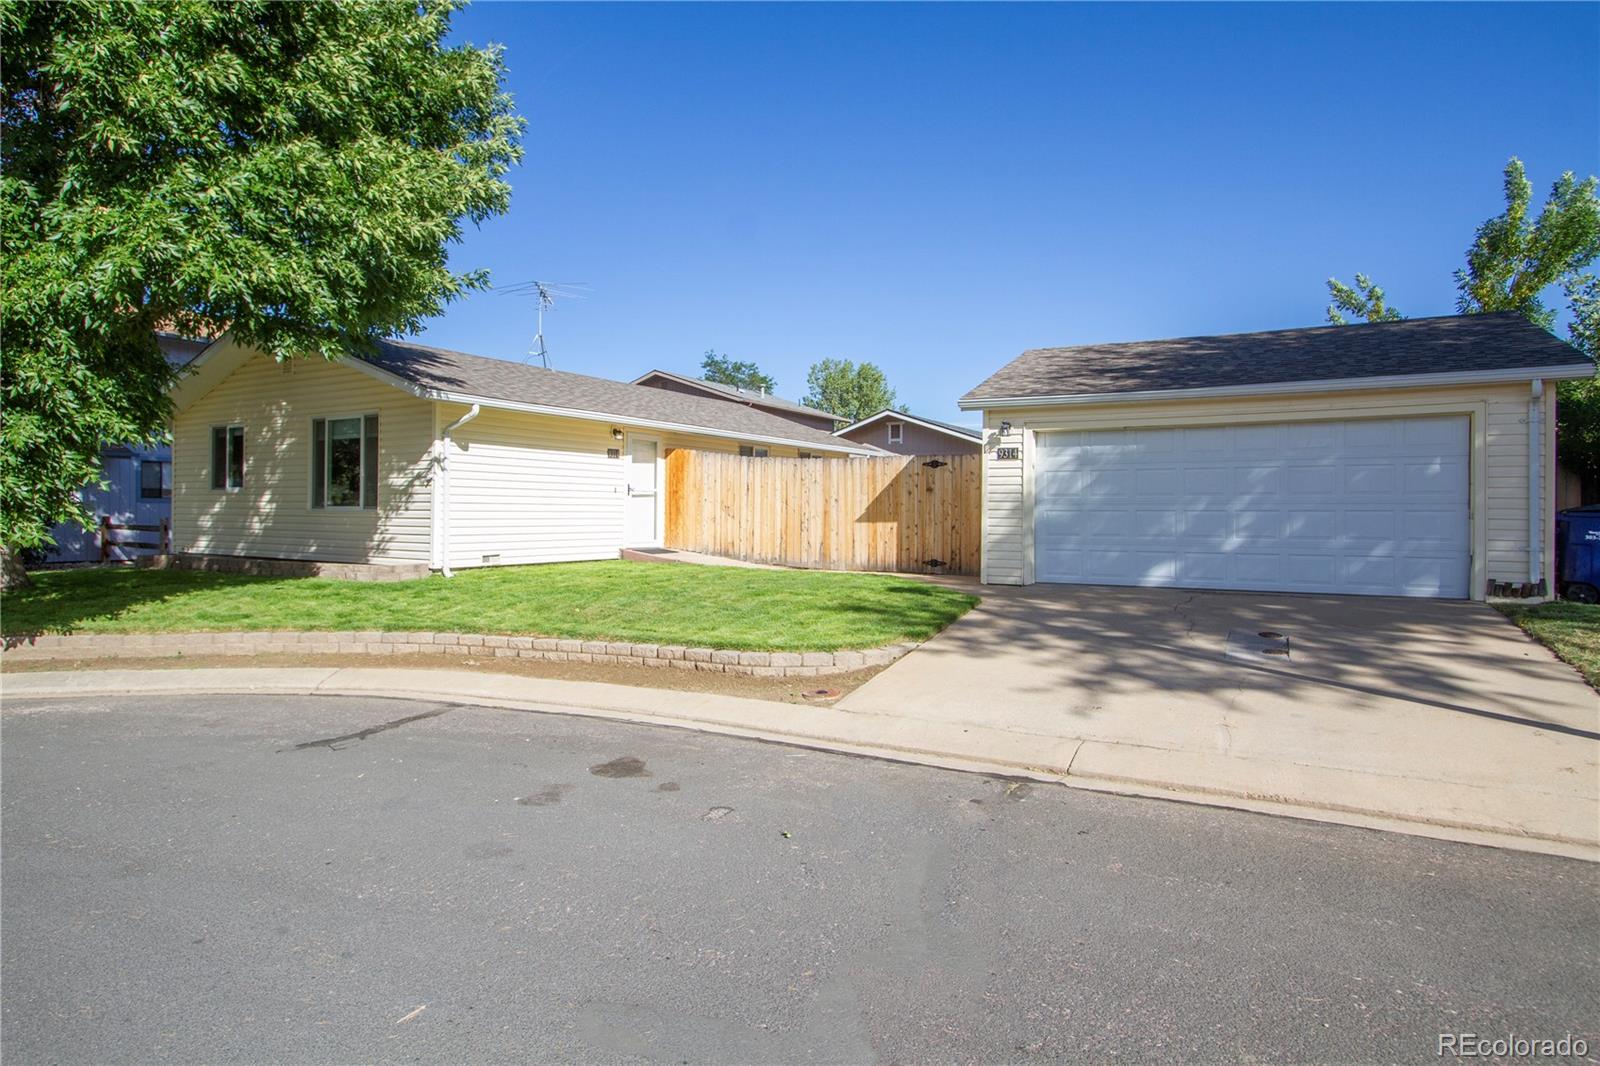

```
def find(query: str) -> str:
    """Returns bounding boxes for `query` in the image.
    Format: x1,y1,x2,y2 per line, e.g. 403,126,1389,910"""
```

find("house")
835,409,982,455
43,333,208,563
959,313,1594,600
631,370,843,434
165,336,874,572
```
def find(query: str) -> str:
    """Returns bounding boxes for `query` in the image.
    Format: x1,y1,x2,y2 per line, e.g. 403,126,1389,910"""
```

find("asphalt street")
2,693,1596,1064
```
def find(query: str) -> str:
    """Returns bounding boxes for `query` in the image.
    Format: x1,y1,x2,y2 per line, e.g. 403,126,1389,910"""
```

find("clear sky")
422,2,1600,425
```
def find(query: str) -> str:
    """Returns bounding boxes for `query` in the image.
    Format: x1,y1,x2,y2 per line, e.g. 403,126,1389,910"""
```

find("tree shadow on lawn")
2,567,303,646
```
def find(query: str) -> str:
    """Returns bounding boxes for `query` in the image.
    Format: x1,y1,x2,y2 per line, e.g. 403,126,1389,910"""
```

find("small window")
739,445,770,458
887,422,904,444
211,425,244,490
311,414,379,509
798,451,813,459
139,460,171,500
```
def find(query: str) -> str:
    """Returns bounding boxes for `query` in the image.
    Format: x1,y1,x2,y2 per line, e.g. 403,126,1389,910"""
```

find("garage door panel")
1034,416,1470,598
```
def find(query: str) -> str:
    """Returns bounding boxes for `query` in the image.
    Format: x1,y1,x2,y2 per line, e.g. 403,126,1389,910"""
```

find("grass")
2,561,979,652
1497,601,1600,689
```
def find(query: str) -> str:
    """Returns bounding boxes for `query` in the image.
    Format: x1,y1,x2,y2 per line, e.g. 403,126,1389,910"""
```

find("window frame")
310,412,378,511
139,459,172,500
737,444,770,458
887,421,905,444
211,425,245,492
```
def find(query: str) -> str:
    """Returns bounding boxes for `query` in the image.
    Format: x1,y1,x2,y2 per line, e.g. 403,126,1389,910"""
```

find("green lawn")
2,561,979,652
1497,601,1600,689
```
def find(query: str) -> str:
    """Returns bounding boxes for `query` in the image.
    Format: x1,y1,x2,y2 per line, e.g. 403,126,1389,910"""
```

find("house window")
798,451,813,459
887,422,905,444
210,425,244,490
737,445,770,458
139,460,171,500
311,414,379,509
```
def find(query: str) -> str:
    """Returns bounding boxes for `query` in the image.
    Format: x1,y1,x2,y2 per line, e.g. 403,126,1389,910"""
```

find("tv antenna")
496,280,589,367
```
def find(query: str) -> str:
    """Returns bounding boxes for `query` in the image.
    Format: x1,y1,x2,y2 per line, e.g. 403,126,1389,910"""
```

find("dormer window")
887,421,904,444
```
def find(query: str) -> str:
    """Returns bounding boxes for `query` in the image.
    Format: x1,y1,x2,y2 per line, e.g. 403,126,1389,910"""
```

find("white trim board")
958,364,1595,410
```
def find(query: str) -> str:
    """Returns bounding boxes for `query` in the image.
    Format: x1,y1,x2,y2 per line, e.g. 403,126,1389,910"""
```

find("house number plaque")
995,446,1020,460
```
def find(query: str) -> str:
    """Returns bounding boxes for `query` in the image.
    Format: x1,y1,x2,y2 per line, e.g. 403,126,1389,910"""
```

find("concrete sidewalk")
4,662,1595,860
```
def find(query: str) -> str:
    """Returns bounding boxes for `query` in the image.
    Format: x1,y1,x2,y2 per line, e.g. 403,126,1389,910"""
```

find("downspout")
437,404,480,578
1529,380,1543,588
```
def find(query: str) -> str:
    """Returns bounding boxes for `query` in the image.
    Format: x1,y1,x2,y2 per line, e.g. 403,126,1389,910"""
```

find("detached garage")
960,313,1594,600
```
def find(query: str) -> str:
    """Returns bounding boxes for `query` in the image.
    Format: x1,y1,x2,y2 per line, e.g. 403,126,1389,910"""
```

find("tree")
1326,273,1404,324
801,359,900,423
1322,158,1600,491
700,350,776,394
1,0,523,585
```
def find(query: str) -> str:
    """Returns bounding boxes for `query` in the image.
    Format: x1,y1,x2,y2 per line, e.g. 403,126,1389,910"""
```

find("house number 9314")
995,446,1020,460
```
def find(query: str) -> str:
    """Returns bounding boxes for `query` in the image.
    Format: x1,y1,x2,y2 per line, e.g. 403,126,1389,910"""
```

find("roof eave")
836,409,982,440
957,363,1597,410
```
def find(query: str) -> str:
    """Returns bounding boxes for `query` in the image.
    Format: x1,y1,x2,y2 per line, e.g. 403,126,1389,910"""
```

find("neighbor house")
167,336,874,572
631,370,844,434
959,313,1593,600
43,333,209,563
835,409,982,456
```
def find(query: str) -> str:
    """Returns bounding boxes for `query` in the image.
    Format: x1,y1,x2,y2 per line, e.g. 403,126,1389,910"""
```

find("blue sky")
424,2,1600,425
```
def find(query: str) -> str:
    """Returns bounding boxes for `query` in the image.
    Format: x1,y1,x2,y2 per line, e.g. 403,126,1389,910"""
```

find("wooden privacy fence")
664,450,981,575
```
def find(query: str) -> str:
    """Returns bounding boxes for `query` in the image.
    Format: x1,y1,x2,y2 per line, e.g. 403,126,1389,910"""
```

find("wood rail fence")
99,515,170,562
664,450,981,576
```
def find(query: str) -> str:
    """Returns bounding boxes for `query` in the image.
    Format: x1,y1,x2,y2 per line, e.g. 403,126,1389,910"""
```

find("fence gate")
664,450,981,576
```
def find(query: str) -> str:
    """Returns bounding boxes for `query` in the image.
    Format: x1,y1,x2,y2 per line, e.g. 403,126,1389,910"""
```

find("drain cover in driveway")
1224,629,1291,662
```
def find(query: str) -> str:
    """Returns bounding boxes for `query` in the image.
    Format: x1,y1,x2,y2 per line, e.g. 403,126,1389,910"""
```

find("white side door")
625,436,661,547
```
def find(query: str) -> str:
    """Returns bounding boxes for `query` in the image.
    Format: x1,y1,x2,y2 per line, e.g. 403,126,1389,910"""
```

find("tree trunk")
1,547,32,590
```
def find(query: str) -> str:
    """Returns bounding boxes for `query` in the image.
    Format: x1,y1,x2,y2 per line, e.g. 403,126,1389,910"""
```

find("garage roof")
960,312,1593,408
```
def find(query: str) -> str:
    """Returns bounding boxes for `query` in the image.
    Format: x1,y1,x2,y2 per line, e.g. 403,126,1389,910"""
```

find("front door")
626,436,660,546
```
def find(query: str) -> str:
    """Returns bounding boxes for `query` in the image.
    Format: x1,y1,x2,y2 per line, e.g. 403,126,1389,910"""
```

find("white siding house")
167,334,870,572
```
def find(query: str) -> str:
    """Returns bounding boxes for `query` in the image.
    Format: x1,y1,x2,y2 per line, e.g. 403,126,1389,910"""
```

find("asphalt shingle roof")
363,339,864,451
635,371,844,421
960,312,1591,405
842,409,982,440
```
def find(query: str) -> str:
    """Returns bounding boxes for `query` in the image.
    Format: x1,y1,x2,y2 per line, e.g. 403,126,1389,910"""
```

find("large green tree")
801,358,899,423
1326,158,1600,489
1,0,523,582
700,349,776,394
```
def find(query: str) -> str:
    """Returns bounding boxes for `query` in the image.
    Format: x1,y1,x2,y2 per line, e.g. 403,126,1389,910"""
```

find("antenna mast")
495,280,590,368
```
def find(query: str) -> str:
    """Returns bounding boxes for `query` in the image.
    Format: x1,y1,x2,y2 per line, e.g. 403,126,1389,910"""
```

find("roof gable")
838,409,982,441
961,312,1592,407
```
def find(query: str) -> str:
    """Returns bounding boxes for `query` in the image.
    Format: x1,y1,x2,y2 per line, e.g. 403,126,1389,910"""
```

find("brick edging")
0,631,916,677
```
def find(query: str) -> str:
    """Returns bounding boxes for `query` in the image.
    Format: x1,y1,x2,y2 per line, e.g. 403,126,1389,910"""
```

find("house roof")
959,312,1594,408
837,409,983,441
631,369,844,421
361,340,871,453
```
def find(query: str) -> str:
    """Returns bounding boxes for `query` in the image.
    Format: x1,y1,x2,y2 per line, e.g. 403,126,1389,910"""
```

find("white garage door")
1034,416,1470,597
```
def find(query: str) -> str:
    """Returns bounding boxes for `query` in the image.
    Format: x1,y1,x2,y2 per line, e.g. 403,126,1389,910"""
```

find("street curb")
4,667,1596,863
0,630,915,677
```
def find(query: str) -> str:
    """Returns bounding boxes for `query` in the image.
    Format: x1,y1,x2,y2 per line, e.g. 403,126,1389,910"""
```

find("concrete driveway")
839,584,1600,854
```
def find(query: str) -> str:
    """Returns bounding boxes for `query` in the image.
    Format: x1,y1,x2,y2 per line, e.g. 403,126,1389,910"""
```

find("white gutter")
957,363,1598,410
1530,380,1543,586
436,404,480,578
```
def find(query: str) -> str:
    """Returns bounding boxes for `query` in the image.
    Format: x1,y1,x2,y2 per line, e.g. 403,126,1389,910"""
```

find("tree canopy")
801,359,900,423
0,0,523,557
1326,273,1404,324
699,349,776,394
1324,158,1600,487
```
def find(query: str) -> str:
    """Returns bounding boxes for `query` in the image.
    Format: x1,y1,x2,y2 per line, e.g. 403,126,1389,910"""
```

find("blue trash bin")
1556,506,1600,603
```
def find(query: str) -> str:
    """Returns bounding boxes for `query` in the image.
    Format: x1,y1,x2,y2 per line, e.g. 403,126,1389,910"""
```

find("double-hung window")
887,422,905,445
311,414,379,509
211,426,244,490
